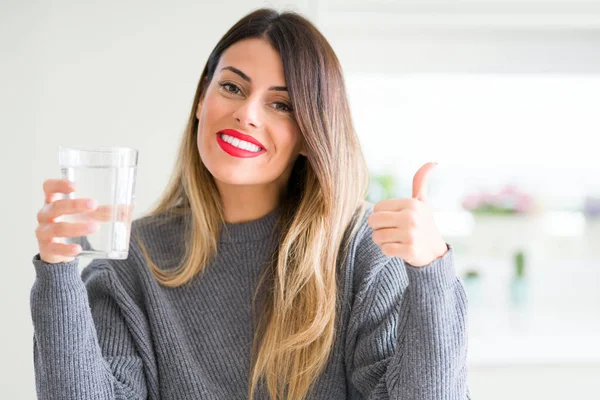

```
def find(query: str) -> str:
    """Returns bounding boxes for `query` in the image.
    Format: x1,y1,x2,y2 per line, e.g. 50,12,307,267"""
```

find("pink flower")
515,194,533,213
461,194,482,210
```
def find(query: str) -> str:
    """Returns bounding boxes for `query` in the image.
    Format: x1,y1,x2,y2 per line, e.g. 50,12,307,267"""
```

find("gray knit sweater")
30,204,469,399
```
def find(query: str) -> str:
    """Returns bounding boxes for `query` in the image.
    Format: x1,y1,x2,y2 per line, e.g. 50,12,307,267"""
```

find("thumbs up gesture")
368,162,449,268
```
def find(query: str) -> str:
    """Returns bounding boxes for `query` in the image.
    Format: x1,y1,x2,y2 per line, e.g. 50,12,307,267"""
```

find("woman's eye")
273,102,293,112
219,82,241,95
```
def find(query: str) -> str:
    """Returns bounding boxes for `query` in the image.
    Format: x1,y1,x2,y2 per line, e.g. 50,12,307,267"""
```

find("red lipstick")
216,129,266,159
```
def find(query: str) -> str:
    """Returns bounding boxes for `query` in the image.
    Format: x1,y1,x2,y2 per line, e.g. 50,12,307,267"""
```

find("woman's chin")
209,169,265,187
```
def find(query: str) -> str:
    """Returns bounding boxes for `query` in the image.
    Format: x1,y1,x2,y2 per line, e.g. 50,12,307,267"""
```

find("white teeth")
220,134,262,152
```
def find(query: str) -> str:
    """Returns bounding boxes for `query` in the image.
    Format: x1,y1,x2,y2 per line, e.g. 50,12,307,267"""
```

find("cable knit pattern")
30,204,469,399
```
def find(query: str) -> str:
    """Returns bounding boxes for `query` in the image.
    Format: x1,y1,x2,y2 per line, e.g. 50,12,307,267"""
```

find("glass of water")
57,146,138,259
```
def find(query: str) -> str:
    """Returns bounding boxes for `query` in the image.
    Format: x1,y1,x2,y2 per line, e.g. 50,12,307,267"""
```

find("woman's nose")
233,99,263,129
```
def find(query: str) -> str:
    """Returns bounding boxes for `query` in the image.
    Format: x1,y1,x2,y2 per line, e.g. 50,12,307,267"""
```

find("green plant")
463,269,480,279
368,173,397,202
514,250,525,278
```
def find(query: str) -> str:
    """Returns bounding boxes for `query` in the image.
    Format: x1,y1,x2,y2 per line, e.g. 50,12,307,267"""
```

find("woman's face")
196,38,306,190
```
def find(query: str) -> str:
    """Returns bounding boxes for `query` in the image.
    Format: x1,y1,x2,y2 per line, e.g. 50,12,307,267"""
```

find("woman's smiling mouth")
216,129,267,158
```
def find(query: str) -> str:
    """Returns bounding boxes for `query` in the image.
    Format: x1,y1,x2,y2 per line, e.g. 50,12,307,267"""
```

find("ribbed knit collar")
219,206,281,243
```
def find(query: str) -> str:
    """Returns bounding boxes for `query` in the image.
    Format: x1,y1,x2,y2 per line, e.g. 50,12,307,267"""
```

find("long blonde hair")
134,8,369,399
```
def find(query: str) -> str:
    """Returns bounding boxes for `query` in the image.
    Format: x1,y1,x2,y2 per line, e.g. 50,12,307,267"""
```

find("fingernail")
87,222,99,232
85,199,98,209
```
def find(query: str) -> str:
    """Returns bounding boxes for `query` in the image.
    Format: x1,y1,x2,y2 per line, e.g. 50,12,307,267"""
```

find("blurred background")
2,0,599,398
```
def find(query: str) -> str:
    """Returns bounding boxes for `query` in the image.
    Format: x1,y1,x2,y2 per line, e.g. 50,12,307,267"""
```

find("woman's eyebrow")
221,66,288,92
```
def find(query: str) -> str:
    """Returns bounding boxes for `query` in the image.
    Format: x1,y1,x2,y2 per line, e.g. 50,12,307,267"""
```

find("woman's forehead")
217,38,286,86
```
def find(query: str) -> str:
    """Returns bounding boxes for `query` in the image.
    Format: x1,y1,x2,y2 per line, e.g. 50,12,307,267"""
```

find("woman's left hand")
368,162,448,268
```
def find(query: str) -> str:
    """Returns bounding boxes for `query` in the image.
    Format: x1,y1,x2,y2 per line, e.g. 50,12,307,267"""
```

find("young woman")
32,8,469,400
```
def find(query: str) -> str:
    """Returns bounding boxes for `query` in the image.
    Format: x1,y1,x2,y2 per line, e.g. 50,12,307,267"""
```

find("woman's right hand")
35,179,100,264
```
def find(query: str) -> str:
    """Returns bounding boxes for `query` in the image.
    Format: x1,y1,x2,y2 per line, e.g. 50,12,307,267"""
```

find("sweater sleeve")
30,254,148,399
344,241,470,400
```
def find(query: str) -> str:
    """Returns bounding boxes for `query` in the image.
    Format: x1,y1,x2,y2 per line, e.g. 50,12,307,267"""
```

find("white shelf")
445,211,600,366
467,307,600,366
437,211,600,260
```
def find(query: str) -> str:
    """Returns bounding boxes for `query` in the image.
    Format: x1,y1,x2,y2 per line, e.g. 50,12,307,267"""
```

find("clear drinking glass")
57,146,138,259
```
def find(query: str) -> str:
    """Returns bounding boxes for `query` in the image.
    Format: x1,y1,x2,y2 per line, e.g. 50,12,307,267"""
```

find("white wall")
2,0,599,399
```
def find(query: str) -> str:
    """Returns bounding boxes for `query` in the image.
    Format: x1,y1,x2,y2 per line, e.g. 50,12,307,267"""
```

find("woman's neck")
217,182,283,224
